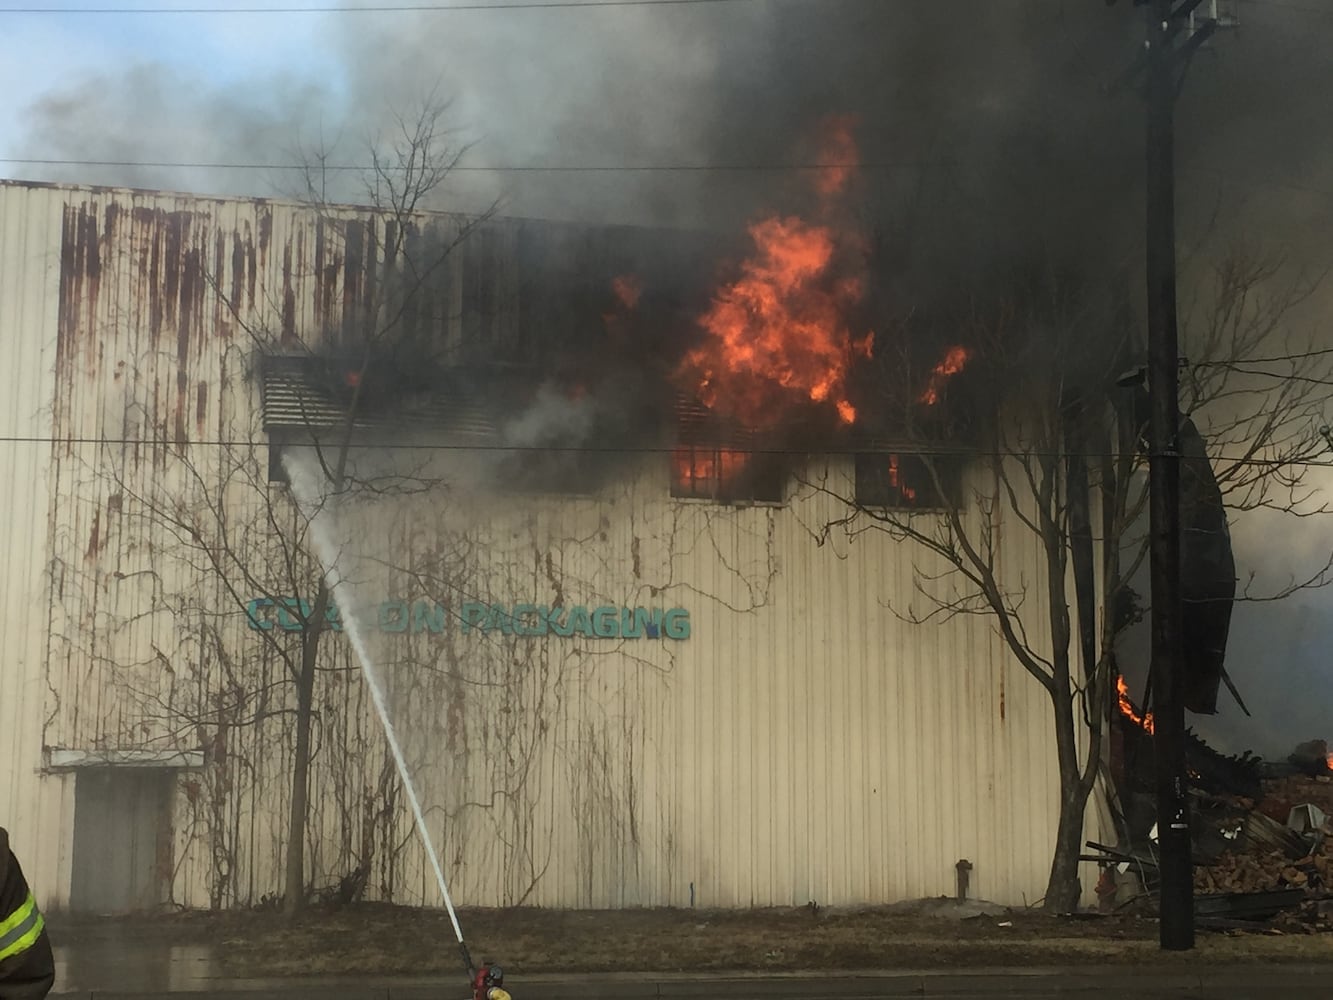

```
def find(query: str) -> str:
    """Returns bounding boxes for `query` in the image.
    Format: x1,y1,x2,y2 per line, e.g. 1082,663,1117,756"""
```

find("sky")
0,0,781,222
0,4,345,145
2,0,1333,759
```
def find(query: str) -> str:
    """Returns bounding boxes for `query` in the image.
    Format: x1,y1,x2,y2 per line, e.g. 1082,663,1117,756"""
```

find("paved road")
48,968,1333,999
46,941,1333,998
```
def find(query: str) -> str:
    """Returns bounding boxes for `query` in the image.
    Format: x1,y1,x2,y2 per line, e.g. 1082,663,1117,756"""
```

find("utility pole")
1112,0,1223,951
1145,0,1192,952
1139,0,1224,951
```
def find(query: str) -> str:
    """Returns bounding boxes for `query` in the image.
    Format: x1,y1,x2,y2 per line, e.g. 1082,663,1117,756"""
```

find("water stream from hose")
283,449,466,947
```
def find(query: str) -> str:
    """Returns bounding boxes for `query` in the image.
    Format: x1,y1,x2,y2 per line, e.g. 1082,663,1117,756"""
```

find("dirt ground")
49,900,1333,977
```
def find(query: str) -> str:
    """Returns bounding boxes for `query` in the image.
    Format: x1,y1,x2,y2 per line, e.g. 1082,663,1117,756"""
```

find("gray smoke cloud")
10,0,1333,754
15,62,337,198
14,4,1143,239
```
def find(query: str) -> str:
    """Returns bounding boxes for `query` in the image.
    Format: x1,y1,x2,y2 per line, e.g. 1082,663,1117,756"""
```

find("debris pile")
1193,815,1330,894
1102,720,1333,933
1189,768,1333,930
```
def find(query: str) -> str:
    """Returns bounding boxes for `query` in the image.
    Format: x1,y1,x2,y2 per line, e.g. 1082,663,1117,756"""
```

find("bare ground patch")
48,902,1333,977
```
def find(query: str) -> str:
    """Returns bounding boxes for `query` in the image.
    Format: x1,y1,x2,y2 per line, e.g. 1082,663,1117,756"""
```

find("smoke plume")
11,0,1333,752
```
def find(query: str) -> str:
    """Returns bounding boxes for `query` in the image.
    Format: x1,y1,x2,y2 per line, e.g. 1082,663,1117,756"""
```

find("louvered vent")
260,355,348,431
259,354,498,440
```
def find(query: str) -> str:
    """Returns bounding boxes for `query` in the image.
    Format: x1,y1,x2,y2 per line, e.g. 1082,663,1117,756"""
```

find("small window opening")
854,452,960,510
670,446,784,504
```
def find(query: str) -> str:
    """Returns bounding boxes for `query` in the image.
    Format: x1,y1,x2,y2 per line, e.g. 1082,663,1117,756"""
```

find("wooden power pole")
1113,0,1227,951
1145,0,1192,952
1142,0,1224,952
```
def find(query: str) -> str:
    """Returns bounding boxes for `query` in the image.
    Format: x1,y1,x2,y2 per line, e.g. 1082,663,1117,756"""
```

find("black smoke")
12,0,1333,748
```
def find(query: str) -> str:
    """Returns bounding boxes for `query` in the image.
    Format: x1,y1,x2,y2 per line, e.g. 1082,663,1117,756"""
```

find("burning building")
0,176,1126,914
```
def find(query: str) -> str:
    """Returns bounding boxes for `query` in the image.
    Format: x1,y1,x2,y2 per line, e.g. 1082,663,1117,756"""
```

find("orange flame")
887,453,917,503
1116,675,1154,735
676,116,872,429
672,447,749,494
682,217,871,427
919,345,971,406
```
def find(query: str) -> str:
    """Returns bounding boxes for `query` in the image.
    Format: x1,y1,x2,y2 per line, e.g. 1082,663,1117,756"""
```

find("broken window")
854,452,961,510
670,446,784,504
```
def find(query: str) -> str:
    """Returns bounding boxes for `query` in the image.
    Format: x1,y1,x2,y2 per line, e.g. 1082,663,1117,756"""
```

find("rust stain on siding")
281,242,296,345
258,205,272,262
175,242,203,448
103,201,119,240
196,381,209,432
343,220,366,345
230,232,246,314
52,191,477,480
316,217,337,327
84,509,101,561
162,212,184,335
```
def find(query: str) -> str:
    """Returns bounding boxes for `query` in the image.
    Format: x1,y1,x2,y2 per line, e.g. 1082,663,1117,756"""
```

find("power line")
1213,365,1333,387
5,157,1332,202
0,0,781,14
1,433,1329,468
1196,346,1333,365
0,156,916,174
1,0,1325,14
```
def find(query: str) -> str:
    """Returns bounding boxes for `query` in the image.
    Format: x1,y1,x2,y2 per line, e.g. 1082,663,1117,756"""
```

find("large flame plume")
676,117,873,428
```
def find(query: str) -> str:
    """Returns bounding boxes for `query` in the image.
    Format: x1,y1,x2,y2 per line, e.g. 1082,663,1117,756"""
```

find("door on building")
70,768,173,912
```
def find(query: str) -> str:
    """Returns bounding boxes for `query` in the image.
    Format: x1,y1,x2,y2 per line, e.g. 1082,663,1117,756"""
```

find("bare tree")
49,88,797,915
234,97,490,916
800,252,1330,912
73,95,494,915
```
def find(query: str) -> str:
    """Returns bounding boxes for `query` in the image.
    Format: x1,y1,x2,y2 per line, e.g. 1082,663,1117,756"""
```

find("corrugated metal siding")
311,457,1076,909
0,179,1104,911
0,183,76,905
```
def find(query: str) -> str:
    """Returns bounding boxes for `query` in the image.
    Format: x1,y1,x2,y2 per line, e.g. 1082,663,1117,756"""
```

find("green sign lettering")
246,598,691,641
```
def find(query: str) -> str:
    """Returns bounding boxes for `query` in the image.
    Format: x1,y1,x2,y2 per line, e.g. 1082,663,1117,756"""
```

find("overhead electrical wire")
0,157,915,174
0,434,1328,468
3,157,1331,202
1208,366,1333,387
1196,347,1333,365
0,0,800,14
0,0,1325,14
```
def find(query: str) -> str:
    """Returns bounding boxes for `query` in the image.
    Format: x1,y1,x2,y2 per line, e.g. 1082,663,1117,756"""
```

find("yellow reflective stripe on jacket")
0,892,45,963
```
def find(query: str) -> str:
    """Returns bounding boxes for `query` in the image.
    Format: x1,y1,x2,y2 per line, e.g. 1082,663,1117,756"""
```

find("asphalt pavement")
46,966,1333,1000
43,932,1333,999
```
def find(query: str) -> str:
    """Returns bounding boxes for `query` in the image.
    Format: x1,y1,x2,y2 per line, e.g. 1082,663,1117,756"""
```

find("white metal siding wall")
0,183,75,905
300,454,1072,909
0,180,1099,910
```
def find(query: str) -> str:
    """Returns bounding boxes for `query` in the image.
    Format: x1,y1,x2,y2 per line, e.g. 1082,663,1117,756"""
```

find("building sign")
245,598,691,640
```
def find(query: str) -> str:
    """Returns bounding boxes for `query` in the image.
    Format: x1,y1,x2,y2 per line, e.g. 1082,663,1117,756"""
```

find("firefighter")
471,963,511,1000
0,828,54,999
